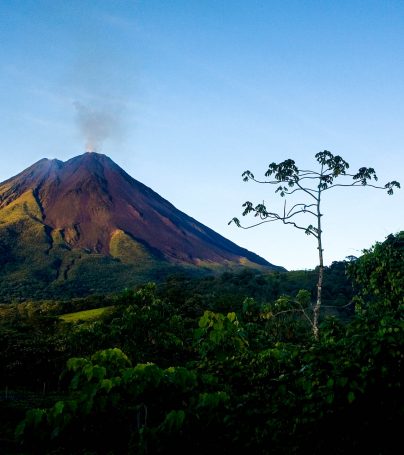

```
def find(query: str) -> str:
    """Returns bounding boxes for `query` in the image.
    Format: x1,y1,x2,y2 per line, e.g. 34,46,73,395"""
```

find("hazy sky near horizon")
1,0,403,270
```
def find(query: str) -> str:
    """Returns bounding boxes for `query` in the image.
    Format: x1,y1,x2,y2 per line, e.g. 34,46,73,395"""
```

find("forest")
0,232,401,454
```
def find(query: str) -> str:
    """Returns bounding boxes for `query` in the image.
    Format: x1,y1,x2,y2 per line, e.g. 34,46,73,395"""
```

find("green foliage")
158,265,353,315
348,232,404,315
16,348,229,454
195,310,248,358
108,284,189,365
2,234,402,454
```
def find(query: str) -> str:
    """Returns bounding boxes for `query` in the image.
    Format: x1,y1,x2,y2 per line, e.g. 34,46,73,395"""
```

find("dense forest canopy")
0,232,402,454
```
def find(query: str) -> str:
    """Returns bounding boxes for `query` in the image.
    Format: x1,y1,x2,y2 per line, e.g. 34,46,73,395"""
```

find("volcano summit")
0,153,282,299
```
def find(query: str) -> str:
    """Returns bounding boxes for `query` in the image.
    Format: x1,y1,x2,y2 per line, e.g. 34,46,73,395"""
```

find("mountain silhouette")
0,152,283,300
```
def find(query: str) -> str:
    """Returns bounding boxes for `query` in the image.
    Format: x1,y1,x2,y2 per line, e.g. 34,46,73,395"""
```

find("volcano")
0,153,283,300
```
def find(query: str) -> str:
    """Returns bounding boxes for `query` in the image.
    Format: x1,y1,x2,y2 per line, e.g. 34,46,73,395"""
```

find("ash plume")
74,101,122,152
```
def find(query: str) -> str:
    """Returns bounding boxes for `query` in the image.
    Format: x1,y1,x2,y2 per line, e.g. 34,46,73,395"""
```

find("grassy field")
59,306,115,322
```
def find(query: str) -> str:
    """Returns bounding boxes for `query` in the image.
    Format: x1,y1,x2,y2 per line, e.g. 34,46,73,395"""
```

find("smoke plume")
74,101,122,152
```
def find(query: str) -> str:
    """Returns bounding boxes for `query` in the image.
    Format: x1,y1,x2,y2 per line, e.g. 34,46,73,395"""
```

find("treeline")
0,258,354,322
0,261,354,389
0,233,402,454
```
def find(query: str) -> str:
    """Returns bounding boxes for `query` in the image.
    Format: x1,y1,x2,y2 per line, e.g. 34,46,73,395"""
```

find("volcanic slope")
0,152,283,299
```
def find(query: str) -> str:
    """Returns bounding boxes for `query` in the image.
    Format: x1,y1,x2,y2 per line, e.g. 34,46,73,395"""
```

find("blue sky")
1,0,403,269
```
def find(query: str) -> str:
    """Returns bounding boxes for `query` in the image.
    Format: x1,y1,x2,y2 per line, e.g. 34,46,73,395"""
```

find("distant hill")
0,152,283,300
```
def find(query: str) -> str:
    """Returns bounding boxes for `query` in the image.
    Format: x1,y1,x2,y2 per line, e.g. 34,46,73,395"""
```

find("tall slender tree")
230,150,400,339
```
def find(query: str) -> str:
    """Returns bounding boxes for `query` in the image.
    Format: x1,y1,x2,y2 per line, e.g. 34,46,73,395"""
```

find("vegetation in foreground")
0,233,402,454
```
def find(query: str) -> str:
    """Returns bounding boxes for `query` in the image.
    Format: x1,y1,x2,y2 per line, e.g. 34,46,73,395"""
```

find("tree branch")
286,203,317,217
295,180,319,201
271,305,315,328
323,182,388,191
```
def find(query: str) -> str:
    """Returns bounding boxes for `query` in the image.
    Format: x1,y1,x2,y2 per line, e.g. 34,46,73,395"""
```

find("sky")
0,0,403,270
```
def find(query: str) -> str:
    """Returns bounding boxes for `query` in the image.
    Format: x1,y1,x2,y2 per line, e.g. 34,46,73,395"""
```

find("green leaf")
197,391,229,409
227,312,236,322
159,410,186,433
52,401,65,418
347,391,355,403
100,378,113,393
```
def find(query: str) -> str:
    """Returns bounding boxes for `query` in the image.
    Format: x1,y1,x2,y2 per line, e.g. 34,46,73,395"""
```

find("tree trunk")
313,190,324,340
313,251,323,340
